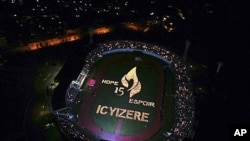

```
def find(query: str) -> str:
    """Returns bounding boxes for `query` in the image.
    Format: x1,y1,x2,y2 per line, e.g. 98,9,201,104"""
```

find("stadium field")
55,40,195,141
71,51,176,141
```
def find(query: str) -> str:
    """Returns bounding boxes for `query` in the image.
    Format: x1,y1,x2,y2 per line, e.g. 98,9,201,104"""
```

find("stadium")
54,40,195,141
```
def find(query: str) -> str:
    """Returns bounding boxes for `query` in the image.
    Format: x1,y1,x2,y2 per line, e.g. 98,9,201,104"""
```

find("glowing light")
143,26,150,32
93,27,112,34
14,34,80,52
125,23,139,31
87,79,96,87
121,67,141,98
178,9,185,20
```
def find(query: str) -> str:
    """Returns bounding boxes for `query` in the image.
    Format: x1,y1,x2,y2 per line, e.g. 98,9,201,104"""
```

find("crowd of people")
65,84,81,106
55,40,196,140
54,108,89,140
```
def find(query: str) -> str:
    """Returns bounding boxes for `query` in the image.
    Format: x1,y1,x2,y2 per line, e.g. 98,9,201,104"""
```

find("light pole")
216,61,224,74
183,39,191,62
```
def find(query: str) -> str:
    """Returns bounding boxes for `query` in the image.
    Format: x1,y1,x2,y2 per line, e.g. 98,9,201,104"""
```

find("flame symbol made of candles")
121,67,141,98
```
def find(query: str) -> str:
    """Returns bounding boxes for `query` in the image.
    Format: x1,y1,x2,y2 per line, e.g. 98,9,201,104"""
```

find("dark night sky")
0,0,250,141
